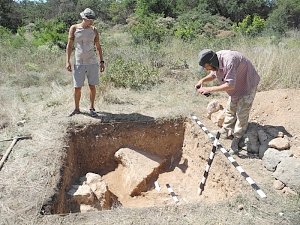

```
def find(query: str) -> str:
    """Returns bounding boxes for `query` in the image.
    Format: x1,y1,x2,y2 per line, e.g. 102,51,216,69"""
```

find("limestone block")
269,138,290,150
115,148,164,196
68,184,96,205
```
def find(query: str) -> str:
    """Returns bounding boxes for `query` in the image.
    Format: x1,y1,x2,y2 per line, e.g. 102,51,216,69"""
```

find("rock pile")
67,148,166,212
207,100,300,194
67,173,121,213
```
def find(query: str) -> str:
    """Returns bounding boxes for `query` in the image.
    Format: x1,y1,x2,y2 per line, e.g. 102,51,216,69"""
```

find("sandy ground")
0,81,299,225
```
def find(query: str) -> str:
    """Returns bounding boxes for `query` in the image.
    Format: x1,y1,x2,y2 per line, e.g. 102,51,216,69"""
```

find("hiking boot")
229,138,241,155
212,128,233,139
89,108,97,117
68,109,81,117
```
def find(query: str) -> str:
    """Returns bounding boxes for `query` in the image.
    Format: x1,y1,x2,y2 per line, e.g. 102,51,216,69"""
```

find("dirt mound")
251,89,300,157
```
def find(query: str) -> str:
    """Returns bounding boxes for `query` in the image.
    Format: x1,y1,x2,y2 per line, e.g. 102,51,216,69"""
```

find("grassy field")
1,28,300,135
0,28,300,225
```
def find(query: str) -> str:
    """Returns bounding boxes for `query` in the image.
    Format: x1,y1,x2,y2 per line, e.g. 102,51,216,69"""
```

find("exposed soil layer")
44,118,249,215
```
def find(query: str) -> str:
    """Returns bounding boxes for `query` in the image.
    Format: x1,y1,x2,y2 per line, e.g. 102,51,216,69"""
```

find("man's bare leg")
89,85,96,110
74,87,82,111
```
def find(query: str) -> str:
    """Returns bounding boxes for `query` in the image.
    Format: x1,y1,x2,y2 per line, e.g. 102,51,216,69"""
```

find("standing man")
195,49,260,155
66,8,105,117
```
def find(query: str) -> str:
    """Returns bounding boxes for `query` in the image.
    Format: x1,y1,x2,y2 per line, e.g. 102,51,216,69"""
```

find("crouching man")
195,49,260,155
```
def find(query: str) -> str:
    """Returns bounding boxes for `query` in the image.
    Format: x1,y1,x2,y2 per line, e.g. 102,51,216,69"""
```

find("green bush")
174,25,195,41
234,15,266,36
31,19,68,48
0,26,27,48
104,57,160,90
173,11,232,41
129,14,169,44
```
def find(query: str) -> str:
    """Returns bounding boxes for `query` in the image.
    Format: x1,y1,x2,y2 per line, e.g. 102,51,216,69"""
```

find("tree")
205,0,273,22
135,0,176,18
76,0,114,22
0,0,23,32
109,0,136,24
18,0,49,23
266,0,300,33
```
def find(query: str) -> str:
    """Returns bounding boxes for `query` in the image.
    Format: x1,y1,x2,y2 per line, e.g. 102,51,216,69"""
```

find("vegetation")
0,0,300,91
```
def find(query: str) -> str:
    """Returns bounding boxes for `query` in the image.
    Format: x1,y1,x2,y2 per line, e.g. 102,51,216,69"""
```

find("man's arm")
94,28,105,72
196,72,234,95
199,82,234,94
195,72,215,89
66,25,75,72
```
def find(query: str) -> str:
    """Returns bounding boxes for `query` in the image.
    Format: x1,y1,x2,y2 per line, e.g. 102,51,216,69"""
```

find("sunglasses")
85,14,95,20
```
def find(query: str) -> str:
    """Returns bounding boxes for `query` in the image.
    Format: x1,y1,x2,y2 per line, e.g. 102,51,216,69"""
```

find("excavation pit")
42,118,246,215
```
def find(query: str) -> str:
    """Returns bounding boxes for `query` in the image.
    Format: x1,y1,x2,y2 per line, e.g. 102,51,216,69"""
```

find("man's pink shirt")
210,50,260,98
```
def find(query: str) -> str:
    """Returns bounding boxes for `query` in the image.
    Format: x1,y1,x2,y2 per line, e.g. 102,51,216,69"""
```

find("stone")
282,187,298,195
206,100,223,119
68,184,96,205
262,148,292,172
273,157,300,193
290,146,300,158
238,204,244,210
85,173,102,184
79,172,121,210
273,179,285,190
115,148,164,196
211,110,225,128
268,138,290,150
16,120,26,127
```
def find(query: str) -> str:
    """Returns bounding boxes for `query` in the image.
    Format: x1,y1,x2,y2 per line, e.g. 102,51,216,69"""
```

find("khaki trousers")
223,88,257,139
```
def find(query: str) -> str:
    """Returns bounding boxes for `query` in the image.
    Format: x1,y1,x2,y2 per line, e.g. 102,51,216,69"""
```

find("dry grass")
0,30,300,225
236,36,300,91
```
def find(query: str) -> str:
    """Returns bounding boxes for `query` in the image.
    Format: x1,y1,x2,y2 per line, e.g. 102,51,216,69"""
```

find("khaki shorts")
73,64,99,87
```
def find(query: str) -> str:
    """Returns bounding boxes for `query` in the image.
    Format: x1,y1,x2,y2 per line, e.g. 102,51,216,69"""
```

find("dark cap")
198,49,219,69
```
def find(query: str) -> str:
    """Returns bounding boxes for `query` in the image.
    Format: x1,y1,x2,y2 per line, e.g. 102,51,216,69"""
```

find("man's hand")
196,85,211,97
66,62,72,72
195,81,203,90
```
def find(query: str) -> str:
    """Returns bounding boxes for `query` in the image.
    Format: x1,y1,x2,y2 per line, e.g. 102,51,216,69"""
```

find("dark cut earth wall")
50,118,185,214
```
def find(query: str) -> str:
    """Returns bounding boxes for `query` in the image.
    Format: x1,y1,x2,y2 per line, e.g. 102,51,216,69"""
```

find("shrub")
234,15,266,36
174,25,195,41
104,57,160,90
129,14,169,44
173,11,232,41
0,26,27,48
31,19,68,48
